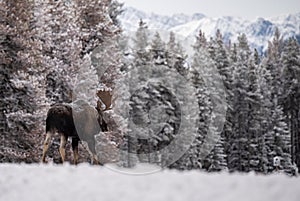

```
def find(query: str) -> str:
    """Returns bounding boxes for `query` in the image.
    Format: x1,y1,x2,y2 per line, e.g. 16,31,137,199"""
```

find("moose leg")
87,140,101,165
81,140,101,165
91,153,100,165
72,138,79,165
89,151,100,165
59,134,67,163
41,132,52,163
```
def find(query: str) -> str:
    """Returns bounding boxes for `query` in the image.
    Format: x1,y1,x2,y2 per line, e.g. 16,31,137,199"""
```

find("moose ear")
97,90,112,111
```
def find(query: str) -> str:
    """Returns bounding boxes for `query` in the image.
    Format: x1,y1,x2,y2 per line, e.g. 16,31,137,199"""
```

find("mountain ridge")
119,7,300,53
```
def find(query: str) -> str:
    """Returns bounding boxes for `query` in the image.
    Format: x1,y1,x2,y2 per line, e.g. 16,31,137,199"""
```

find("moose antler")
97,90,112,111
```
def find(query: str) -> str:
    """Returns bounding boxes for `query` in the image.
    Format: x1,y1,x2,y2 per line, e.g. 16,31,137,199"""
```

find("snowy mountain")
120,7,205,31
119,7,300,53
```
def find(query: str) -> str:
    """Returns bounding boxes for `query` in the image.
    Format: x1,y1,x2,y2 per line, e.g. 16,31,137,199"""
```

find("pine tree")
166,32,177,61
254,52,269,173
193,30,207,51
171,31,227,171
281,37,300,172
265,28,284,106
133,19,150,66
0,0,41,162
207,136,227,172
172,42,189,77
35,0,81,104
247,50,265,173
272,105,294,174
207,30,233,172
230,33,252,172
150,32,166,65
76,0,120,56
166,32,188,76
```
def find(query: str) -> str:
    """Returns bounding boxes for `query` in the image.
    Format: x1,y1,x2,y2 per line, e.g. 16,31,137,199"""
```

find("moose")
41,91,112,165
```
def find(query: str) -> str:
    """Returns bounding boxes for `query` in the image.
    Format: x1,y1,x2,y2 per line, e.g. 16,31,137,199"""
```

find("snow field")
0,163,299,201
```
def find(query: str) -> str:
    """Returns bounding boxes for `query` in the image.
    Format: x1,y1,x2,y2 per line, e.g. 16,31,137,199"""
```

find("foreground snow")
0,163,299,201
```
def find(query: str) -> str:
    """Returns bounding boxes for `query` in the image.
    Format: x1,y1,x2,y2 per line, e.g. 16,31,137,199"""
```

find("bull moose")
41,91,112,164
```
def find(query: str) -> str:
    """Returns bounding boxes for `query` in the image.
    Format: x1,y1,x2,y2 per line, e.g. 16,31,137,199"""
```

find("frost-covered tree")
207,30,233,171
0,0,41,162
207,136,227,172
271,105,294,174
193,30,207,51
166,32,176,59
76,0,120,56
230,34,252,172
171,31,226,171
231,35,267,173
133,19,150,66
211,30,232,89
172,42,189,77
246,51,265,173
166,31,188,76
264,28,284,106
281,37,300,172
35,0,81,104
150,32,166,65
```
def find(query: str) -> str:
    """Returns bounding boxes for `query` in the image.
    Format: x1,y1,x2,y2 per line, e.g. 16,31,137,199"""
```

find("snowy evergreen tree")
166,31,188,76
207,30,233,171
230,34,252,172
35,0,81,104
271,105,294,174
150,32,166,65
281,37,300,172
166,31,177,62
0,0,42,162
265,28,284,107
207,136,227,172
171,31,227,171
247,51,265,173
193,30,207,51
133,19,150,66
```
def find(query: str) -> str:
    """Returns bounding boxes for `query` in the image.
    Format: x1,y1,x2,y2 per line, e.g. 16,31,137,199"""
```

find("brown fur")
41,102,104,164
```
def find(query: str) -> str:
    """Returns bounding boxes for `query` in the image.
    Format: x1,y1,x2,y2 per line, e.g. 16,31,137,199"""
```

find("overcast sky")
120,0,300,20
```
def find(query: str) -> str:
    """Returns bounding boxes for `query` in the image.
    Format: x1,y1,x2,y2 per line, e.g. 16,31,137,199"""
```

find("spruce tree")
0,0,40,162
208,30,233,171
166,31,188,76
150,32,166,65
172,30,227,171
35,0,81,104
230,34,252,172
281,37,300,172
208,136,228,172
133,19,150,66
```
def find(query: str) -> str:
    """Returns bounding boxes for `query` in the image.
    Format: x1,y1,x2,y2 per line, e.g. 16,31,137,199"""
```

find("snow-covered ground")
1,163,299,201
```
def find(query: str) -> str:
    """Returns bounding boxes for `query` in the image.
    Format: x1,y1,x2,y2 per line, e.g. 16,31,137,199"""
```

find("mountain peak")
119,7,300,53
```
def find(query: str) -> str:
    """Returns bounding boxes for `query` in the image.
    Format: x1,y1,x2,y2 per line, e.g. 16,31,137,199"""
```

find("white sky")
119,0,300,20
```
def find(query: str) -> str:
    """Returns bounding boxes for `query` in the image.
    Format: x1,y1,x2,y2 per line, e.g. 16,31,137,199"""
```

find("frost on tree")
171,31,227,171
0,0,45,163
113,24,198,169
281,37,300,173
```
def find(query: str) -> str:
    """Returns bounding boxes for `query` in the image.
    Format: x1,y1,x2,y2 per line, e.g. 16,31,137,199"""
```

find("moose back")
41,101,107,164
